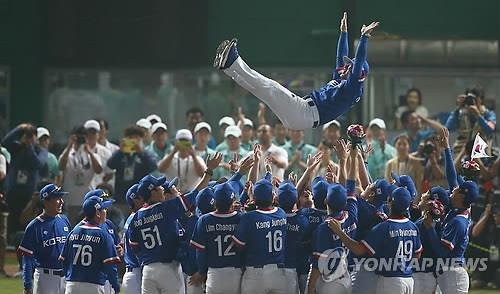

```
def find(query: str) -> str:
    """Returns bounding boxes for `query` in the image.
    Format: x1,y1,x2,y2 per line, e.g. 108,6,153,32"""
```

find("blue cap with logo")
83,196,114,217
312,177,329,207
227,180,244,199
391,172,417,200
196,187,215,214
125,184,140,208
83,189,109,203
390,187,412,213
138,175,167,201
430,186,450,209
39,184,67,201
278,181,297,210
214,182,236,207
253,178,273,202
459,181,479,206
373,179,391,204
327,184,347,211
161,177,178,193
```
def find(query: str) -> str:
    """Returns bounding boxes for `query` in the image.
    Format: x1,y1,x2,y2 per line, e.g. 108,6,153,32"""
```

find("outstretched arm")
334,12,349,79
349,22,379,83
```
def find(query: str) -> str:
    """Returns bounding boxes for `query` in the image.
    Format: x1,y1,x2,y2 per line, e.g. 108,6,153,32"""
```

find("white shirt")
164,153,206,193
90,143,113,189
60,146,102,206
101,139,120,154
258,144,288,180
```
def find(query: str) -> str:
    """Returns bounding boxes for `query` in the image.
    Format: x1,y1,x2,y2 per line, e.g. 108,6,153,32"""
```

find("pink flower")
347,124,365,139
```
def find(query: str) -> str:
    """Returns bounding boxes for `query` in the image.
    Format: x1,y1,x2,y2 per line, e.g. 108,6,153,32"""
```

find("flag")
471,133,491,159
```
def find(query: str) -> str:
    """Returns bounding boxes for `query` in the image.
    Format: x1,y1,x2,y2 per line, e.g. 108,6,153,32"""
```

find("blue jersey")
129,195,191,265
232,207,287,267
59,220,120,288
191,211,242,269
361,217,422,277
414,218,436,273
284,212,310,270
297,207,327,273
123,212,141,268
355,198,388,241
178,212,199,275
76,218,120,245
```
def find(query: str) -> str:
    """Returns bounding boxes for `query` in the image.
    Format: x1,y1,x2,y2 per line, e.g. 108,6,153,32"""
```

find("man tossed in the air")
214,12,379,130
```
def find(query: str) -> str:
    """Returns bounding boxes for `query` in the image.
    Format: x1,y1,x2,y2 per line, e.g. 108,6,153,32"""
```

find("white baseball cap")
224,125,242,138
147,114,162,124
238,118,254,128
136,118,152,129
151,122,168,134
218,116,235,127
37,127,50,139
176,129,193,141
323,120,341,130
194,122,212,134
368,118,386,129
84,120,101,132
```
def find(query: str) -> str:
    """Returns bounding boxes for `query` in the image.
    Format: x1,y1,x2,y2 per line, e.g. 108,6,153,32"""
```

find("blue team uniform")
177,212,199,276
123,212,141,269
361,217,423,277
310,32,369,125
18,213,71,289
232,207,287,267
59,220,121,290
283,212,310,270
355,198,388,241
297,207,327,275
191,211,242,270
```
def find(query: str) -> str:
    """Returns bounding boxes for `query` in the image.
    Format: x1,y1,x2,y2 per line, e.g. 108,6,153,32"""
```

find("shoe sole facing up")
213,40,230,68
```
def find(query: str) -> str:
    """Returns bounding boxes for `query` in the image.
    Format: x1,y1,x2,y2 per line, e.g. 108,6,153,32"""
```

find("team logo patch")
317,247,349,282
43,230,48,235
64,227,69,232
108,229,114,234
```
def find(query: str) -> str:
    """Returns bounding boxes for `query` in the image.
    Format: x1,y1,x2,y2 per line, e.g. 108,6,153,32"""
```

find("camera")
464,94,476,106
423,142,436,156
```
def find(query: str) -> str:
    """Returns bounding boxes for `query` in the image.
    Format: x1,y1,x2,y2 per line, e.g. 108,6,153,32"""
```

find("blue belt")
42,268,64,276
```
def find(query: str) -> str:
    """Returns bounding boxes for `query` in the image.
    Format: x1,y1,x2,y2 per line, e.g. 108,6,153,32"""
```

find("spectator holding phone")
158,129,206,193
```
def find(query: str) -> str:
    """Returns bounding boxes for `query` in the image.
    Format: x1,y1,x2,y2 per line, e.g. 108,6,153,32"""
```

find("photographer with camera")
416,136,446,191
58,125,103,225
446,87,496,155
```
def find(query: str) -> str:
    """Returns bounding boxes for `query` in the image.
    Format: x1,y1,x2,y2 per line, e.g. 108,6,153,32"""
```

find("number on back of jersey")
141,225,163,249
265,230,283,253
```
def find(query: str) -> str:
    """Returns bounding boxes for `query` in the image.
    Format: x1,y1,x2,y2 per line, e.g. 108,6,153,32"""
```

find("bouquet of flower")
428,199,445,220
460,160,480,181
346,124,366,149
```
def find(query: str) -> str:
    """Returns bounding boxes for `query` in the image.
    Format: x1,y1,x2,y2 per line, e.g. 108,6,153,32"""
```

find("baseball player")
232,177,288,294
276,181,310,294
390,172,420,221
122,184,144,294
190,182,242,294
18,184,70,294
308,148,359,294
329,187,423,294
178,206,203,294
59,196,121,294
214,12,379,130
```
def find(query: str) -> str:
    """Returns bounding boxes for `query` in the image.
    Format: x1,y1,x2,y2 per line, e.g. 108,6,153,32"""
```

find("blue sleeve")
190,218,207,251
195,249,208,275
102,234,121,291
477,111,496,134
422,220,464,257
349,35,368,83
107,150,124,169
1,126,21,153
346,180,356,196
345,180,358,224
183,190,198,208
138,151,157,174
106,220,121,245
104,264,120,292
333,32,349,79
30,145,47,170
232,214,249,248
264,172,271,181
228,172,243,183
239,191,249,205
312,225,330,268
361,222,385,256
444,148,458,191
18,225,36,257
22,255,34,289
445,110,459,131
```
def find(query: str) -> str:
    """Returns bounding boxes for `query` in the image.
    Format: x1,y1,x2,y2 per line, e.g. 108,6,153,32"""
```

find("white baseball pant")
183,273,204,294
123,267,142,294
351,265,378,293
284,268,299,294
314,273,352,294
66,281,104,294
104,280,115,294
142,262,185,294
436,267,469,294
33,268,66,294
240,264,288,294
413,272,437,294
376,276,414,294
205,267,242,294
223,57,320,130
298,274,308,294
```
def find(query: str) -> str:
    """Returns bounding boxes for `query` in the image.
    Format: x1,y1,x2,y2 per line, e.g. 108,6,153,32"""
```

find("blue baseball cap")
214,182,236,207
161,177,178,193
458,181,479,206
253,178,273,202
312,177,329,206
430,186,450,209
196,187,215,214
327,184,347,211
390,187,412,213
138,175,167,201
373,179,391,204
83,196,114,216
227,179,244,198
125,184,140,208
278,181,298,210
391,172,417,200
39,184,67,201
83,189,109,203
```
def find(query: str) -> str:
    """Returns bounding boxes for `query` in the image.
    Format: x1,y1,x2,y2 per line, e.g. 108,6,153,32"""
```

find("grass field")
0,252,498,293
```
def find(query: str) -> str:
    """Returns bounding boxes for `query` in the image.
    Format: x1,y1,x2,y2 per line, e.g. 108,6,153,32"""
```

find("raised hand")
206,152,223,170
238,155,255,175
228,153,241,172
333,139,350,161
361,21,379,36
272,176,282,188
306,151,324,169
340,12,348,32
265,156,273,174
288,172,298,185
438,127,450,149
253,144,262,162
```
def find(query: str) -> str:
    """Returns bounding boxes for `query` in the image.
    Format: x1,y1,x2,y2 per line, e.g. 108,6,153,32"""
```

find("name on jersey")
332,223,357,240
256,218,287,230
308,215,326,224
69,233,101,243
388,229,418,238
206,223,237,232
287,223,301,232
43,236,67,247
134,212,163,227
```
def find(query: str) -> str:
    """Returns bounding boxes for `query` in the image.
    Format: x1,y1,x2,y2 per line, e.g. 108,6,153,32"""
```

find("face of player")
299,190,313,208
417,191,431,211
450,187,466,209
226,135,241,151
406,91,420,110
152,129,168,149
132,197,145,211
187,112,203,130
195,129,210,148
395,137,410,158
150,186,165,203
323,126,340,144
241,126,254,142
289,130,304,144
44,196,64,216
96,208,107,224
258,125,273,145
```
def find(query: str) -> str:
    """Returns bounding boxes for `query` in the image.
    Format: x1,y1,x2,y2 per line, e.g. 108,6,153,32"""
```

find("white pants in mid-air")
223,57,320,130
66,281,104,294
142,262,185,294
33,268,66,294
205,267,242,294
123,267,142,294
